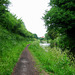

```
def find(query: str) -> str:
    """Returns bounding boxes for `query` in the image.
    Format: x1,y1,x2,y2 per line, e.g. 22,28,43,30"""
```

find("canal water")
40,43,50,46
40,43,50,52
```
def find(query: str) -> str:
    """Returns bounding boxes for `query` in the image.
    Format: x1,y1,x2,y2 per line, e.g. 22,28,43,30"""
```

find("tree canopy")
0,0,34,38
43,0,75,52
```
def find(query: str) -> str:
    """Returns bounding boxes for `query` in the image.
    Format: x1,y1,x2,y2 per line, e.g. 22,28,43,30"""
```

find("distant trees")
33,34,38,39
43,0,75,52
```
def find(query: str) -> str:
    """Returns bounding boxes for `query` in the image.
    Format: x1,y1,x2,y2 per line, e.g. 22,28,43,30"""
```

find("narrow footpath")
12,44,39,75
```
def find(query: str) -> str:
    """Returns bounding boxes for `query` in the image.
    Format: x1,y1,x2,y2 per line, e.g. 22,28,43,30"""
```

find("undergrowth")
29,41,75,75
0,26,31,75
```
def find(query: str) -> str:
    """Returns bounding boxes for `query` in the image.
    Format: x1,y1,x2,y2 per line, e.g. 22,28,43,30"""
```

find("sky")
9,0,50,37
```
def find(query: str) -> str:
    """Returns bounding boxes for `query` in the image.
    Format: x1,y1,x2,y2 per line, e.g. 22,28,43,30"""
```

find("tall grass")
0,26,31,75
29,41,75,75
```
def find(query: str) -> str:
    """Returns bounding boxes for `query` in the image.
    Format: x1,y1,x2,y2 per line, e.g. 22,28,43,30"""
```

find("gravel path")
12,44,39,75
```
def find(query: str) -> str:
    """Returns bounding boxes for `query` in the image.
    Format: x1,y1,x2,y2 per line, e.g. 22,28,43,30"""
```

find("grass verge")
28,41,75,75
0,26,32,75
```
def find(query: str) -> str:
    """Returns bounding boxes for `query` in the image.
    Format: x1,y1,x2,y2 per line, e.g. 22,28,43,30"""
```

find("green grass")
0,25,75,75
0,26,32,75
29,41,75,75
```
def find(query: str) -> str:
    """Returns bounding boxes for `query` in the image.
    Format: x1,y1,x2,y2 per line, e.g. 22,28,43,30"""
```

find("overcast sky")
9,0,50,37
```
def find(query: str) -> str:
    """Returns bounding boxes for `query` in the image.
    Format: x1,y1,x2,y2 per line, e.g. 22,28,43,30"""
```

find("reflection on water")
40,43,50,52
40,43,50,46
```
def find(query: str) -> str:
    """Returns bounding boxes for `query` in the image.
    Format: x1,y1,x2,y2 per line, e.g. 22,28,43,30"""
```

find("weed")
0,26,31,75
29,41,75,75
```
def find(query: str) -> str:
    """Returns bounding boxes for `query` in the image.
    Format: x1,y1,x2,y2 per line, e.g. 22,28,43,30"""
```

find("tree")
33,34,38,39
0,0,34,39
0,0,10,24
43,0,75,52
0,0,10,15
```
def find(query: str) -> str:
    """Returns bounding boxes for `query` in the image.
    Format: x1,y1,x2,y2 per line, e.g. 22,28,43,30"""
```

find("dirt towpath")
12,44,39,75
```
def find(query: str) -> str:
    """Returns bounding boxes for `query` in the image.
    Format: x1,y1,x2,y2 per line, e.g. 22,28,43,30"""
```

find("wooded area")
0,0,75,75
0,0,34,74
43,0,75,54
0,0,34,38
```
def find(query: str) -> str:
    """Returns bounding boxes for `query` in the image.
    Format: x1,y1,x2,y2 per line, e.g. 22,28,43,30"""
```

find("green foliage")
45,33,50,42
49,35,70,50
50,0,75,11
33,34,38,39
0,11,33,38
0,0,34,38
0,0,10,20
0,0,34,74
43,0,75,52
39,37,45,43
29,41,75,75
0,26,32,75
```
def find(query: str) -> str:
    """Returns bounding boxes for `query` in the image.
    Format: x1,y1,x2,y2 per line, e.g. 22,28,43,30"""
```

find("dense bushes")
29,41,75,75
0,11,33,38
0,26,32,75
0,0,34,74
0,0,34,38
43,0,75,53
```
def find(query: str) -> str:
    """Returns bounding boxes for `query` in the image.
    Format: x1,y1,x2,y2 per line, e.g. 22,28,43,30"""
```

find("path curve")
12,44,39,75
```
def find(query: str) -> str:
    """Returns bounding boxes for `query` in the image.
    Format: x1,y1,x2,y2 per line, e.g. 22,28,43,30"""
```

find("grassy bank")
0,26,32,75
29,41,75,75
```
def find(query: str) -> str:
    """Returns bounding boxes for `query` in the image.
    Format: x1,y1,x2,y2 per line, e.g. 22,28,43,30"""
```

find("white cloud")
9,0,50,37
